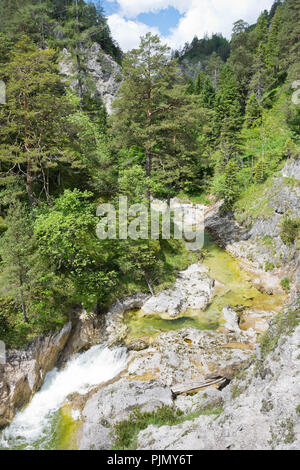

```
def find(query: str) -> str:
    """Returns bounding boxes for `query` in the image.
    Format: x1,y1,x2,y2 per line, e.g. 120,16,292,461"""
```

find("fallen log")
171,377,227,396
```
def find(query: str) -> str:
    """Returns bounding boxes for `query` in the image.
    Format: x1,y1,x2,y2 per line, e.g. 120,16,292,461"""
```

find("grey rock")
141,264,215,318
205,157,300,289
0,322,72,428
59,43,122,114
136,307,300,450
79,380,173,450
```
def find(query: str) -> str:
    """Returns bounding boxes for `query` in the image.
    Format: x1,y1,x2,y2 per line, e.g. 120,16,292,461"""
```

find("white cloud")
107,0,275,51
107,14,161,51
107,0,193,17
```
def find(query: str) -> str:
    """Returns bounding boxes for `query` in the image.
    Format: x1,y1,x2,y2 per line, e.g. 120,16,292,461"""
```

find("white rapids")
0,345,128,449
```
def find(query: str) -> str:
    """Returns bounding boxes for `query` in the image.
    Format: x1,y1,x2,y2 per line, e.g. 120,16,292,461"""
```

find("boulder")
141,264,215,318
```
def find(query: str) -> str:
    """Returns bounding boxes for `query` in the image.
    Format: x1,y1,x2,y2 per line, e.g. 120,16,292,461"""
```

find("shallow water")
0,345,127,450
124,233,285,341
0,234,285,450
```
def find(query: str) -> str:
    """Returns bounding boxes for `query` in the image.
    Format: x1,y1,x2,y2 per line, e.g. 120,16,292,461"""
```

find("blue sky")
99,0,275,51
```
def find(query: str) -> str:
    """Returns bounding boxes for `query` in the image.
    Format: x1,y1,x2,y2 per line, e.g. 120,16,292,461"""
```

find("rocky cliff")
59,43,122,114
0,310,106,429
136,300,300,450
206,157,300,291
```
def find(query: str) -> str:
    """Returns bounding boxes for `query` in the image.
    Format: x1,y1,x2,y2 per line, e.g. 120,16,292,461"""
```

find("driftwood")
171,377,227,396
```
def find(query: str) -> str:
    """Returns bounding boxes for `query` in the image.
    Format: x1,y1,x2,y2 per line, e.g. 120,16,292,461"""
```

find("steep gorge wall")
206,157,300,291
59,43,122,114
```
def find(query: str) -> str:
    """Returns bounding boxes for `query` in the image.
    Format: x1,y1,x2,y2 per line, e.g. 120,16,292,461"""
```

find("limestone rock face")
125,327,252,388
59,43,122,114
141,264,215,318
79,380,173,450
222,306,240,333
0,323,72,428
58,310,106,365
136,306,300,450
104,293,150,346
206,157,300,290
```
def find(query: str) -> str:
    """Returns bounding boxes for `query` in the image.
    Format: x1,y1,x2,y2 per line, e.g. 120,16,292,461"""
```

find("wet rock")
136,307,300,450
222,307,240,333
59,310,106,365
141,264,215,318
105,293,149,346
0,322,72,428
126,327,253,387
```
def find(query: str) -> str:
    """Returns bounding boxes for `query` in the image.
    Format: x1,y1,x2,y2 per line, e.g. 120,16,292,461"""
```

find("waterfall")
0,345,127,450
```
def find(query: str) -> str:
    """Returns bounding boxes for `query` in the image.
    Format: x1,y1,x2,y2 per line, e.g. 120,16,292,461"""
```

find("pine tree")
193,71,206,95
206,52,223,88
223,159,239,210
266,5,284,79
111,33,203,200
0,0,54,48
200,76,215,108
280,0,300,67
0,36,76,205
230,20,255,108
245,93,262,128
214,64,243,158
249,43,269,103
0,201,34,322
254,159,266,183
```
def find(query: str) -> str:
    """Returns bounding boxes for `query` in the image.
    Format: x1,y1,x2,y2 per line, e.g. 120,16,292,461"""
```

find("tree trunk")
142,272,154,295
146,87,152,204
24,93,34,206
17,254,28,323
26,158,34,207
20,289,28,324
146,148,151,204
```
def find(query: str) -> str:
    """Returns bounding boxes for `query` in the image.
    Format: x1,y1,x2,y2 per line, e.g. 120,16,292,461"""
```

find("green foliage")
112,403,223,450
265,261,275,272
223,159,240,210
245,94,262,128
174,34,230,65
0,0,121,61
259,305,300,358
281,278,291,291
0,201,35,322
281,217,300,245
0,36,78,204
34,189,118,310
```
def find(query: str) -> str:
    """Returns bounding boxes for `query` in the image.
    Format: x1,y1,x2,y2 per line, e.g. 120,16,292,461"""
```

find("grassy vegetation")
234,178,274,224
265,261,275,272
177,191,211,205
259,305,300,358
111,403,224,450
281,278,291,291
280,217,300,246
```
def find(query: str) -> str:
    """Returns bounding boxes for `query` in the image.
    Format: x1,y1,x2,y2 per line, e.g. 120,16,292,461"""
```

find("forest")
0,0,299,347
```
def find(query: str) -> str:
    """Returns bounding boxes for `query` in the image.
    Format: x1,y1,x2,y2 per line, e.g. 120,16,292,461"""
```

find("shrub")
280,217,300,246
265,261,275,272
281,278,291,291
